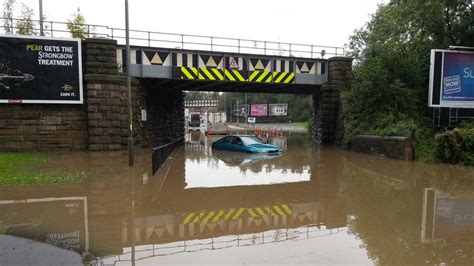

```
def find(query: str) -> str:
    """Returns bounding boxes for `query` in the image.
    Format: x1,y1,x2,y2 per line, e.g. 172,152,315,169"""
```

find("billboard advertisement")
233,104,249,117
269,103,288,116
0,35,82,104
429,50,474,108
251,104,268,117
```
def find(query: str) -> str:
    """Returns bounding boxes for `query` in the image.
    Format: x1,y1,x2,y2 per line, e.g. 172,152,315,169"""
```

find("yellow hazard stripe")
232,208,245,220
283,73,295,83
249,71,259,81
255,207,268,217
248,208,258,217
212,210,225,223
181,67,195,79
211,68,224,80
234,70,246,81
224,208,235,220
275,72,287,83
273,206,285,216
264,74,272,83
202,211,216,224
256,71,269,82
225,70,236,81
183,213,195,224
201,68,215,80
265,207,275,216
281,204,292,214
190,67,198,76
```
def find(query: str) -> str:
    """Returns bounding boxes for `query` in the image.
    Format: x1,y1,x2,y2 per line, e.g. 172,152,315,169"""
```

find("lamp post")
38,0,43,36
125,0,134,166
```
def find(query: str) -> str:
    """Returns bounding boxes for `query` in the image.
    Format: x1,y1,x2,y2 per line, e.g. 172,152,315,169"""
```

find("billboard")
233,104,249,117
251,104,268,117
422,188,474,243
269,103,288,116
0,197,88,253
429,50,474,108
0,35,82,104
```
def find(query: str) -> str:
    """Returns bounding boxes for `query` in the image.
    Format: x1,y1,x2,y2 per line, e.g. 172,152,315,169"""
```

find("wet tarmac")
1,132,474,265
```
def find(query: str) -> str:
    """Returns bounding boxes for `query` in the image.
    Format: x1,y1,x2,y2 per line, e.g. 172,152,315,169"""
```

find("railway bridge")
0,28,352,151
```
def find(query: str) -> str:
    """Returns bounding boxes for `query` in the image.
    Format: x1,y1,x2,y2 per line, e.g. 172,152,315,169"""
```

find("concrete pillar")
314,57,352,145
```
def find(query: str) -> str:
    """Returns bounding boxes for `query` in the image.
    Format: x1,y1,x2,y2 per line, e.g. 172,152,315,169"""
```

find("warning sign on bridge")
0,35,83,104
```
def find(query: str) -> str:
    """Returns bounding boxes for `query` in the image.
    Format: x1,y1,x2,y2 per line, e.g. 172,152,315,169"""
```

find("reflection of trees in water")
340,159,474,265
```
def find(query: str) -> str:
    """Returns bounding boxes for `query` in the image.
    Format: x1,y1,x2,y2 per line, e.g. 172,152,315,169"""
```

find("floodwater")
1,132,474,265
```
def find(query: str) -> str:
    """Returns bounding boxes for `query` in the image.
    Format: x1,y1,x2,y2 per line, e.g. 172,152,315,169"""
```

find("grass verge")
0,152,89,186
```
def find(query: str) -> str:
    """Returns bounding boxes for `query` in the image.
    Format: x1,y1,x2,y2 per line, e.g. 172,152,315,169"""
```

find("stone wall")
313,57,352,145
350,135,414,160
0,104,88,151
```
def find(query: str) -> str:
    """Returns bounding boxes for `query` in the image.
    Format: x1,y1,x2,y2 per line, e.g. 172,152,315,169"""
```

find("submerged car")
211,135,281,153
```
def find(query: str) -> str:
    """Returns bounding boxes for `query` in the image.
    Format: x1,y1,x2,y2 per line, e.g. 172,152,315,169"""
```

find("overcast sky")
13,0,385,47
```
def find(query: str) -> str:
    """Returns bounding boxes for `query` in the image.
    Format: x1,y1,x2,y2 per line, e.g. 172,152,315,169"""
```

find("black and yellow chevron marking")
183,208,246,225
182,204,292,225
273,72,295,84
180,67,225,81
180,66,199,79
199,68,224,81
224,69,247,82
247,204,293,217
180,67,295,84
248,70,273,83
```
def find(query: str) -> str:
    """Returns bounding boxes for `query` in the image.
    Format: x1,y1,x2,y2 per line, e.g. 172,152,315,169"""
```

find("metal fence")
152,137,184,175
0,17,345,58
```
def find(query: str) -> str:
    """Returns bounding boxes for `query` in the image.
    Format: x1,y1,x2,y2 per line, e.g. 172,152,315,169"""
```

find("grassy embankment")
0,153,89,186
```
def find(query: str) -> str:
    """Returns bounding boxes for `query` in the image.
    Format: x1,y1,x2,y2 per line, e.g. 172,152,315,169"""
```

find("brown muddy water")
1,132,474,265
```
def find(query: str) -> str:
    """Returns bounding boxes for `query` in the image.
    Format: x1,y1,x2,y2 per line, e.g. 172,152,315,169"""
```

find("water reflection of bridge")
0,135,350,260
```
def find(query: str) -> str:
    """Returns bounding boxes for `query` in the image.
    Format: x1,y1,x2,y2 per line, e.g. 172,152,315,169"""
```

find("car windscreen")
241,136,264,146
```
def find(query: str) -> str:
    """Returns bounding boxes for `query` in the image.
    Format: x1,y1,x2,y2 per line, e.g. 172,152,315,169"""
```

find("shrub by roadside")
434,125,474,166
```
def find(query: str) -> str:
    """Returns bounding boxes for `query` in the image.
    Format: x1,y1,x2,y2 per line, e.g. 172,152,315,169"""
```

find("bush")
367,115,418,137
434,127,474,166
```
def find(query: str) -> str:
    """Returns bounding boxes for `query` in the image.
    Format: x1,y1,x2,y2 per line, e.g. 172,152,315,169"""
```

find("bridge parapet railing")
0,17,344,58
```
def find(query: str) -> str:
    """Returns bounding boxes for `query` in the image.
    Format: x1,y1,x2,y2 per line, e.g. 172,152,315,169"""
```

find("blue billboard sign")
429,50,474,108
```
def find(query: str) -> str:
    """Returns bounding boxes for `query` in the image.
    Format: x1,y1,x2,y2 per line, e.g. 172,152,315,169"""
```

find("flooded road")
1,132,474,265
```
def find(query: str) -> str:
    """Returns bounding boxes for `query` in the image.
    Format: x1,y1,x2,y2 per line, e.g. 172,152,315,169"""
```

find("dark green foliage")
346,0,474,139
434,126,474,165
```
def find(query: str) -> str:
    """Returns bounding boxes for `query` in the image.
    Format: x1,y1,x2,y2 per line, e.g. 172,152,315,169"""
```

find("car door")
219,136,233,150
230,136,244,152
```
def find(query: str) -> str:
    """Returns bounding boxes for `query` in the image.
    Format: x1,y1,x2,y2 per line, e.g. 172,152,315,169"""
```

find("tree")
67,7,87,39
15,3,34,35
345,0,474,136
2,0,15,34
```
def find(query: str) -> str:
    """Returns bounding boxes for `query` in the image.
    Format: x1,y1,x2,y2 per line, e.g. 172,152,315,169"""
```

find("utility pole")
125,0,134,166
245,93,248,125
39,0,43,36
